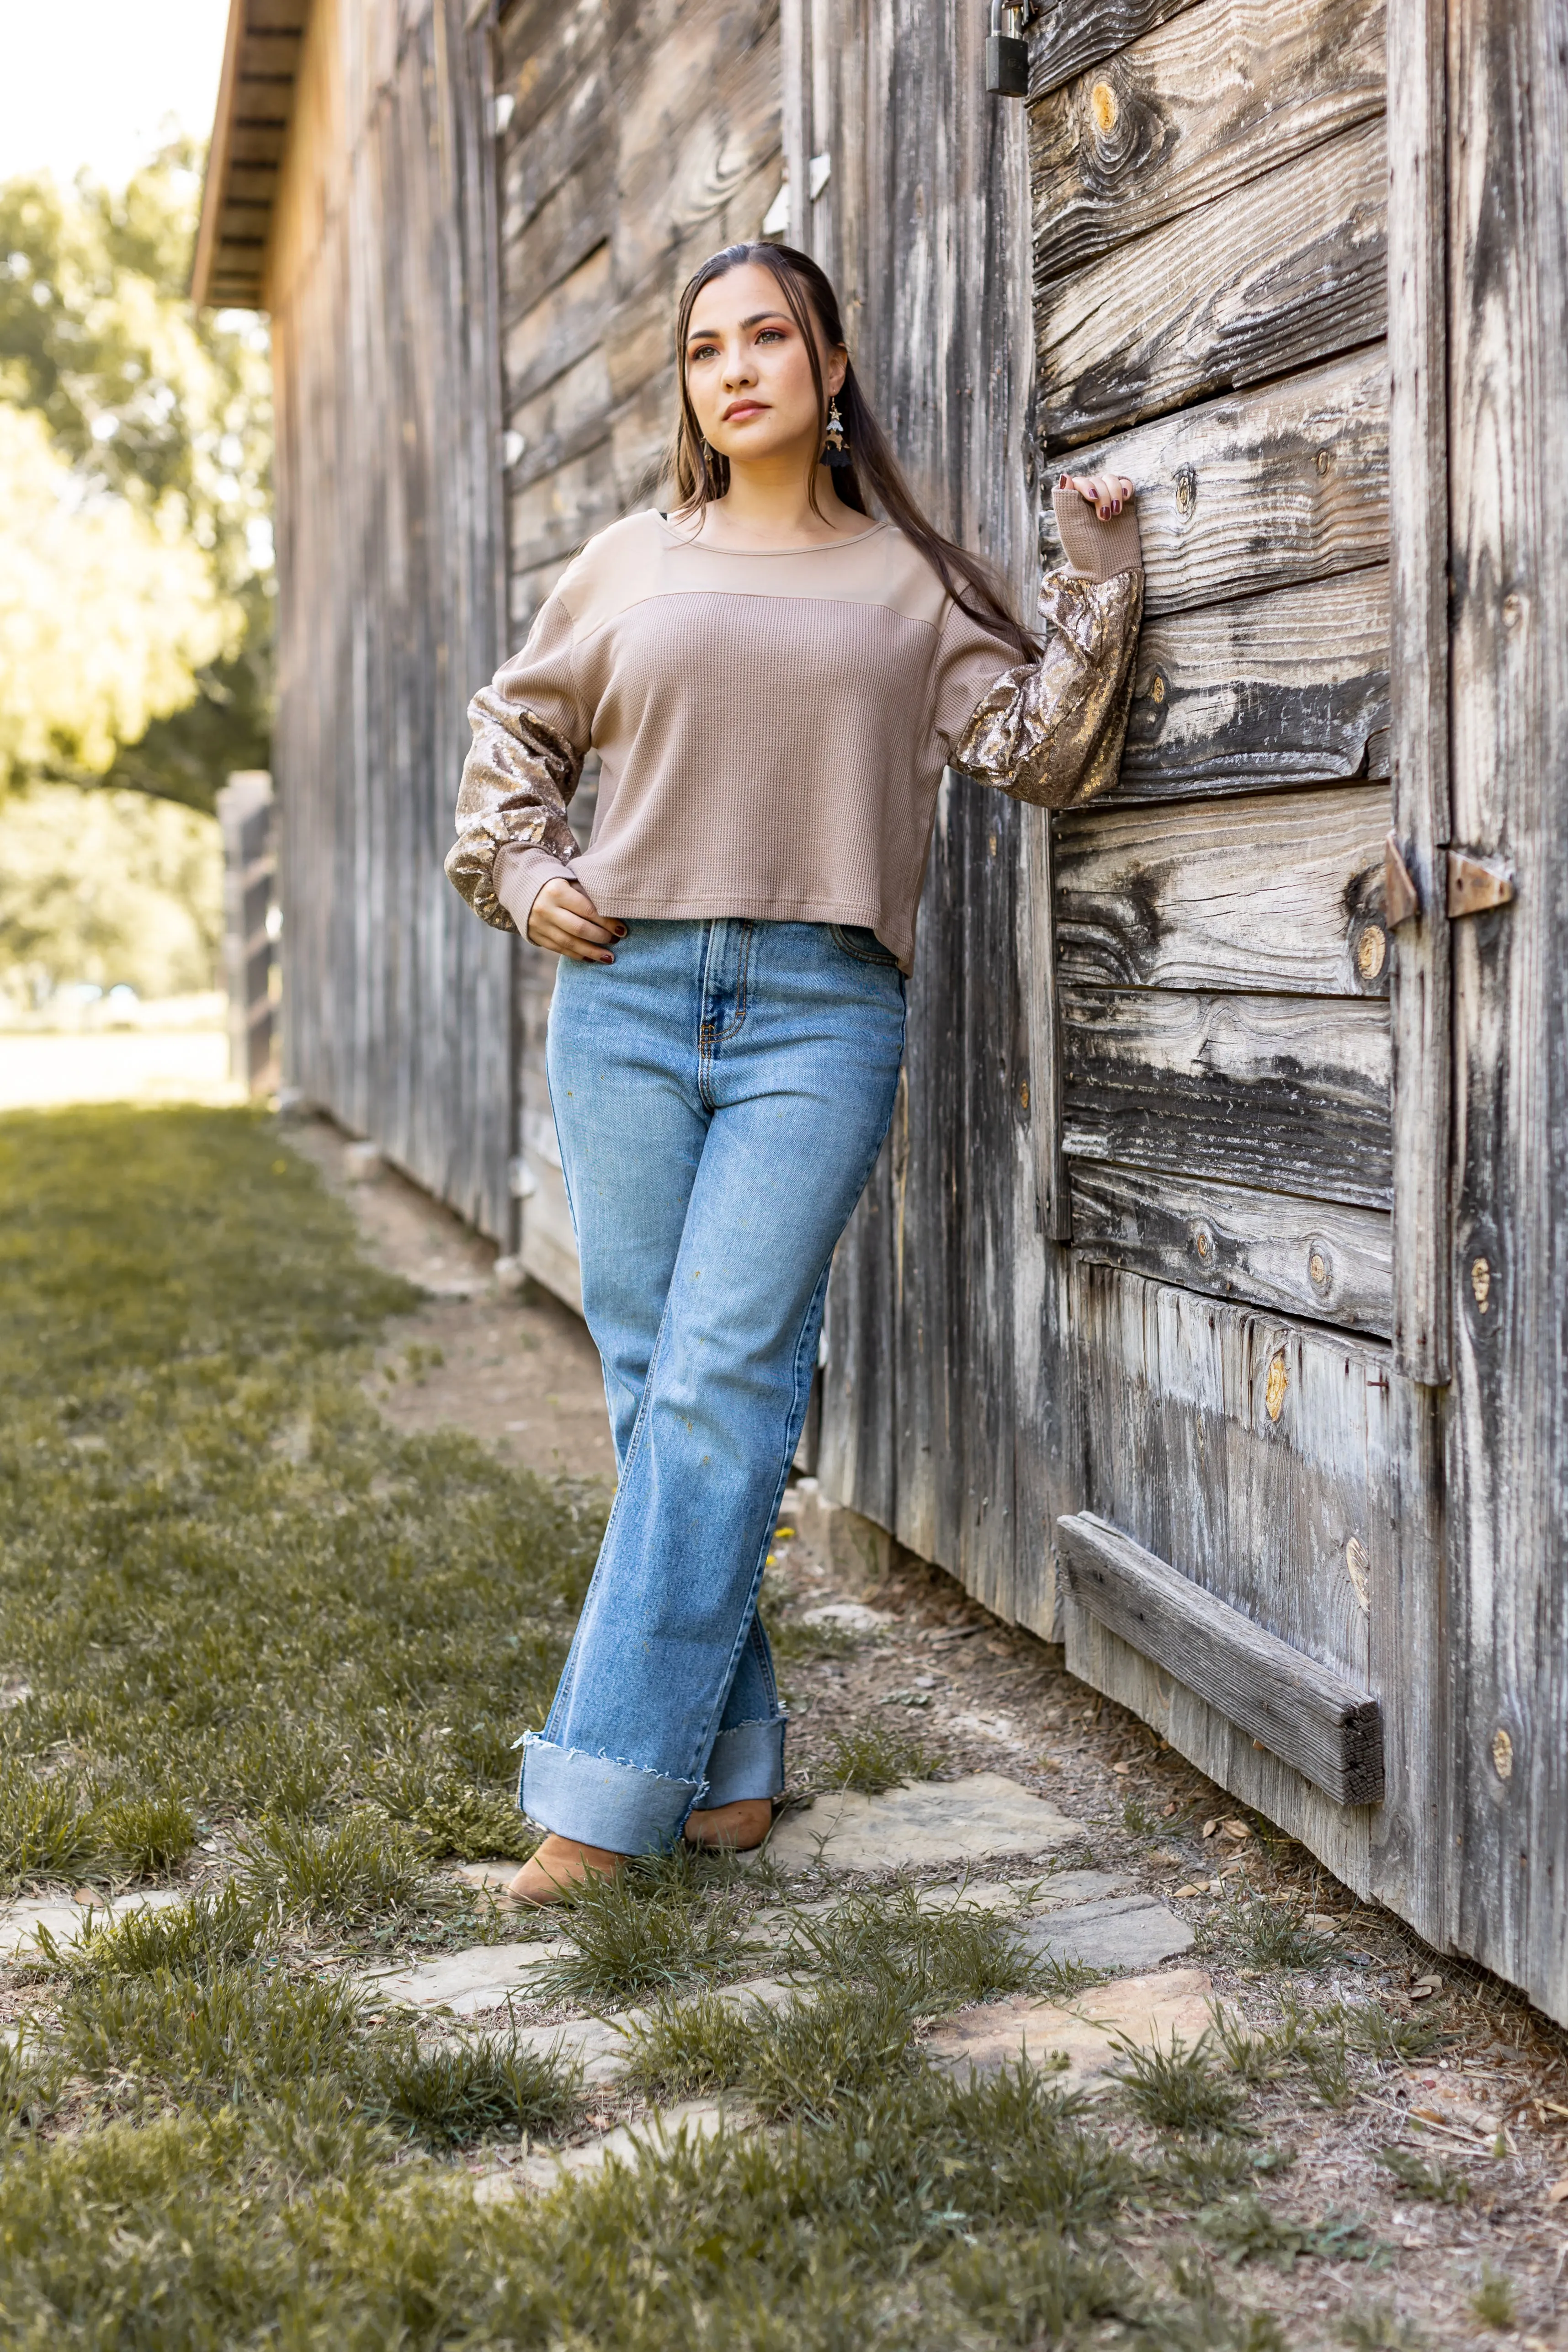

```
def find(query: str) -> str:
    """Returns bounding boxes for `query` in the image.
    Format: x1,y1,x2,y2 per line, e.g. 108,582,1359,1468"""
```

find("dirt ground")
297,1109,1568,2349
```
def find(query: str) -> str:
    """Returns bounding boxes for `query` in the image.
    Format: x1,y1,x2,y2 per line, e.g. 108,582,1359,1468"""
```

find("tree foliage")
0,143,272,812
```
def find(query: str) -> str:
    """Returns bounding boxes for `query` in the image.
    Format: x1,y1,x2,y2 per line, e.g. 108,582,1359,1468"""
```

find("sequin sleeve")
944,562,1144,812
444,595,588,935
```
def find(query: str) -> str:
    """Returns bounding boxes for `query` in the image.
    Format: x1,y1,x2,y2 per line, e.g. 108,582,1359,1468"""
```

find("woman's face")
683,261,846,473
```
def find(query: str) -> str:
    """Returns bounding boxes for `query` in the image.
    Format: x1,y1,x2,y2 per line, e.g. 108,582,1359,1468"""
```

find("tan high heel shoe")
682,1798,776,1852
501,1833,627,1908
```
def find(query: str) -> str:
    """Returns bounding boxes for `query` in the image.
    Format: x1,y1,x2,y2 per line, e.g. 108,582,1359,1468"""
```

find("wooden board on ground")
1058,1509,1384,1803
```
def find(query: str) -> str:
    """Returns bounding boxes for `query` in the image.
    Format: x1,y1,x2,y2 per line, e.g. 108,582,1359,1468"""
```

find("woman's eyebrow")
686,310,791,344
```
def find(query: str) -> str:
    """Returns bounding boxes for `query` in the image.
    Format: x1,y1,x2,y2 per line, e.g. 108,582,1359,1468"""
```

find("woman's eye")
690,343,718,362
756,328,785,343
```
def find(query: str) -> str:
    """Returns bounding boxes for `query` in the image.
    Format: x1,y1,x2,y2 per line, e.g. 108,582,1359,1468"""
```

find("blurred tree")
0,142,272,813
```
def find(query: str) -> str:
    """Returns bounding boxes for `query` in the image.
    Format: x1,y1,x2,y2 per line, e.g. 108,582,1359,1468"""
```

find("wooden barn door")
1027,0,1448,1930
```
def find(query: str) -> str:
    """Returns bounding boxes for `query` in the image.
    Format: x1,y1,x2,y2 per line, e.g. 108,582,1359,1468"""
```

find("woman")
446,241,1141,1905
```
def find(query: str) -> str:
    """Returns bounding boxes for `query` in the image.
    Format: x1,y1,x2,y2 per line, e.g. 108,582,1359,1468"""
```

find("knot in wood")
1492,1726,1514,1781
1315,446,1334,474
1191,1221,1214,1262
1174,465,1198,520
1345,1537,1371,1614
1354,921,1387,979
1264,1349,1288,1422
1471,1256,1491,1313
1090,80,1119,134
1308,1246,1331,1292
1148,670,1167,705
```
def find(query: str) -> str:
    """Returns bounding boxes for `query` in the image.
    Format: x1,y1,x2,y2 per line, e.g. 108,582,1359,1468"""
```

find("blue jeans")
522,918,907,1852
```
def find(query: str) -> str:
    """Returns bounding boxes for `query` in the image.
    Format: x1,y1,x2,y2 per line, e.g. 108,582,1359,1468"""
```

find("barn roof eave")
190,0,312,310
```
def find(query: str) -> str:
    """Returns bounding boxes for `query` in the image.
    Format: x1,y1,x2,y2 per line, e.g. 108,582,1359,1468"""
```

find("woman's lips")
723,402,766,420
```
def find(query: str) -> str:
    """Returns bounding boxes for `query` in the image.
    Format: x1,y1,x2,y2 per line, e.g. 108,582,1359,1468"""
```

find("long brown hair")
665,241,1036,660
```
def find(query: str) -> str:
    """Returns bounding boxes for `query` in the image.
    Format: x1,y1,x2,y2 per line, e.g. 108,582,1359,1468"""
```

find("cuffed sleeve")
444,595,589,934
948,563,1144,811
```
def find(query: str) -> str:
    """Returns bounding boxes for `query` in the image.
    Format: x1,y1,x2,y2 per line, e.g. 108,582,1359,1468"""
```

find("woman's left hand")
1062,471,1134,521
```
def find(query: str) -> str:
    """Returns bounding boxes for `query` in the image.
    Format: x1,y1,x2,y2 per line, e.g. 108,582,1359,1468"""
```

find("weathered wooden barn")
196,0,1568,2018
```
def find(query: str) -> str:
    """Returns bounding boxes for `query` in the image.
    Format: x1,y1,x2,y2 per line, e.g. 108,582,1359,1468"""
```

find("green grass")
1112,2027,1247,2137
531,1849,759,2006
0,1107,1426,2347
820,1721,944,1792
0,1106,603,1894
785,1881,1055,2011
1376,2144,1472,2205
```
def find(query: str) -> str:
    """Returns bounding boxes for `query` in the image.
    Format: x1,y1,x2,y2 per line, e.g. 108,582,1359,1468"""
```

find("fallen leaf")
1173,1884,1203,1899
1202,1818,1220,1839
1112,1761,1134,1776
1161,1803,1177,1818
1221,1819,1252,1841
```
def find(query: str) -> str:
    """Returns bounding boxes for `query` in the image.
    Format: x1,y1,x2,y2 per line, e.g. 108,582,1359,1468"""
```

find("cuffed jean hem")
700,1716,786,1808
519,1733,702,1856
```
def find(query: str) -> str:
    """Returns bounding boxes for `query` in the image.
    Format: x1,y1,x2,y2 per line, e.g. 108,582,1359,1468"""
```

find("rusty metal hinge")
1446,849,1515,917
1384,832,1419,928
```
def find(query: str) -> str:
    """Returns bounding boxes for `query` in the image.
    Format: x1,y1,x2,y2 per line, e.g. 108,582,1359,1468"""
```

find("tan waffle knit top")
446,506,1142,974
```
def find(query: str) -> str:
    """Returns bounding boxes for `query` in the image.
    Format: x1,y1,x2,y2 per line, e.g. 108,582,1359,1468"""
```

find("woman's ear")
825,344,849,397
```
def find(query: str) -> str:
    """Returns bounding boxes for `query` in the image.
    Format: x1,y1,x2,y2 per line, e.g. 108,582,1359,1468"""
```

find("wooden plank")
506,345,615,492
1114,568,1389,798
505,445,622,574
1061,984,1392,1208
1037,117,1386,448
500,63,612,250
1062,1261,1391,1888
502,161,613,308
812,0,1061,1635
1044,352,1389,620
497,0,601,143
1021,804,1071,1241
1385,0,1451,1386
1446,0,1568,2019
1030,0,1385,285
1027,0,1206,102
504,243,611,405
1070,1161,1393,1333
1054,784,1392,999
267,0,515,1240
1059,1510,1384,1803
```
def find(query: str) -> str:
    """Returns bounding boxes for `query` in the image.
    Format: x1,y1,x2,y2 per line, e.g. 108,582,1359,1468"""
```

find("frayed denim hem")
519,1732,703,1855
701,1716,786,1807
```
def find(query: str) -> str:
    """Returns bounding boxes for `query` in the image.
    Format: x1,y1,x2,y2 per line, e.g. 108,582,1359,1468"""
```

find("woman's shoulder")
552,510,668,619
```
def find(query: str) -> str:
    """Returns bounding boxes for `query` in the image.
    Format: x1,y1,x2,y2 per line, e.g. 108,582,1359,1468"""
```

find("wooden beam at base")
1057,1509,1384,1805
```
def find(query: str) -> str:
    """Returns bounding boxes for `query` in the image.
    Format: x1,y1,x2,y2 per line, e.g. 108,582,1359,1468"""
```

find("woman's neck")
691,456,869,550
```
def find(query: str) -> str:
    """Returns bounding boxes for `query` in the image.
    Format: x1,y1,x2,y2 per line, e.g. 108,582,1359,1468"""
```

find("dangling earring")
823,398,851,468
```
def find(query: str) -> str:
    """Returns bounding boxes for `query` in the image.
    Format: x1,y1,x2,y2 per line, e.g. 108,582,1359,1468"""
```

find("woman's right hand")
527,877,626,961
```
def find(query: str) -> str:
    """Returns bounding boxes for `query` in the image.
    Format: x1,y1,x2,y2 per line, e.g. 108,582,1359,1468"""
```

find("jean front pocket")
828,922,902,970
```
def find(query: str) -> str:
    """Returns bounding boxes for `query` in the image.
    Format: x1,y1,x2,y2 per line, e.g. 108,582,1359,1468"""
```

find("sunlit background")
0,0,268,1108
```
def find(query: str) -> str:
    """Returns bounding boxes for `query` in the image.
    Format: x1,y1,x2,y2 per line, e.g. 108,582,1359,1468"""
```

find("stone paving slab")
476,2097,742,2202
1018,1893,1194,1973
501,1977,797,2084
923,1868,1131,1916
925,1967,1214,2087
359,1939,569,2016
0,1885,187,1962
765,1772,1084,1874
